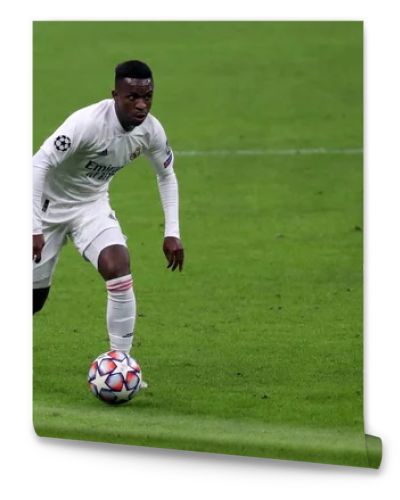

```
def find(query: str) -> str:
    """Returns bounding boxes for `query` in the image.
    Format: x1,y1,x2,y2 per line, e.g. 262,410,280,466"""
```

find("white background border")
1,1,399,498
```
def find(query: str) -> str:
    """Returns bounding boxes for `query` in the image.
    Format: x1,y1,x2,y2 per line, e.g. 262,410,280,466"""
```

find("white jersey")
35,98,174,203
33,99,179,237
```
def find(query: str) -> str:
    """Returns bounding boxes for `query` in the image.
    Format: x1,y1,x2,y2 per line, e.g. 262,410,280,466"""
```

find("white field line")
174,147,363,157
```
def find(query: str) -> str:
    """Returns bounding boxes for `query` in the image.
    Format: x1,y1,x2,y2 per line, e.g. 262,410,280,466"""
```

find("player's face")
112,78,154,130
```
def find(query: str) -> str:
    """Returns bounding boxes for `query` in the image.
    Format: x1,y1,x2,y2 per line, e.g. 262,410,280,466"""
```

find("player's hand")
33,234,45,263
163,236,184,272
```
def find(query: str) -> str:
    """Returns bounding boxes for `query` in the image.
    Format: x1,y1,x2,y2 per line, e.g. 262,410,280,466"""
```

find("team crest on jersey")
54,135,72,152
130,146,141,161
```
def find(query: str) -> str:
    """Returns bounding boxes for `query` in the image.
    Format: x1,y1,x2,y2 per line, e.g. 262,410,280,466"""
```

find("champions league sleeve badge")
54,135,72,152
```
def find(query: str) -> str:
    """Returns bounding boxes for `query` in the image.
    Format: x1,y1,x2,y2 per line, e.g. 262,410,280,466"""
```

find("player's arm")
32,151,50,262
32,114,91,262
144,120,184,272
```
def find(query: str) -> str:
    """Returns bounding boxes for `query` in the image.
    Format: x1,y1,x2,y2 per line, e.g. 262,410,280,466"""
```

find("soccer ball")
88,350,142,404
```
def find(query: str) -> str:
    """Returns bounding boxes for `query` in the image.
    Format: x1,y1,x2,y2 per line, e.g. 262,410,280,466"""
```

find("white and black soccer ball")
88,350,142,404
54,135,72,152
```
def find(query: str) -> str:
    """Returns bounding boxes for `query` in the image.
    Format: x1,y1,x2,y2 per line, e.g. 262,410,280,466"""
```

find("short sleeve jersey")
35,99,174,204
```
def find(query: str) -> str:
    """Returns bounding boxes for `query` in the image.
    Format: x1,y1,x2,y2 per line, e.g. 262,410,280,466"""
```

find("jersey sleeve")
144,118,174,176
37,111,93,168
32,110,94,234
144,118,180,239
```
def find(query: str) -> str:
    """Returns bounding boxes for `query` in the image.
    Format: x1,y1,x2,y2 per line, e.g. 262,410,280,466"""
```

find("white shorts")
33,198,127,289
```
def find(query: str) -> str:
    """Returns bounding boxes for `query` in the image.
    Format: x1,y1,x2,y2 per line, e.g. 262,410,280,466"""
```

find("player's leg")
97,243,131,280
33,287,50,314
71,200,139,353
81,228,137,355
33,224,67,314
99,243,136,353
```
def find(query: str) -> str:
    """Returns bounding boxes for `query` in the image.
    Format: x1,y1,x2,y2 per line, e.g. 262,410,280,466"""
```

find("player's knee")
33,287,50,314
98,244,131,281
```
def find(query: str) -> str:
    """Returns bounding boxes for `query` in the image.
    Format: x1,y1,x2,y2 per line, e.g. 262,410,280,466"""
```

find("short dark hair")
115,60,153,83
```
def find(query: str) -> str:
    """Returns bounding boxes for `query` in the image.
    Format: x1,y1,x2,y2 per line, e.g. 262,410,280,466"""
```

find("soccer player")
32,60,184,371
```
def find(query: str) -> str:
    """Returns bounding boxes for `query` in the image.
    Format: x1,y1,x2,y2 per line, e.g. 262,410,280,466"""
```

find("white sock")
106,274,136,353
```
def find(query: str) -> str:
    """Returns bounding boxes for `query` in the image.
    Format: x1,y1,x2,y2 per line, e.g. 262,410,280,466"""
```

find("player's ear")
111,89,117,100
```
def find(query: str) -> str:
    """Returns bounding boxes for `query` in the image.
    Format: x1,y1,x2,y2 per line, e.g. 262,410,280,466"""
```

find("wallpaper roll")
33,20,381,469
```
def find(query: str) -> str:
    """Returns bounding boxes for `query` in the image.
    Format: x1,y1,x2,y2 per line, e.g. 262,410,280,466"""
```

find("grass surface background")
33,21,378,467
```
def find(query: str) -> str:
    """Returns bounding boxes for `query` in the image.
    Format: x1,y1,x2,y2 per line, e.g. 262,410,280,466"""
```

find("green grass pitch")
33,21,379,467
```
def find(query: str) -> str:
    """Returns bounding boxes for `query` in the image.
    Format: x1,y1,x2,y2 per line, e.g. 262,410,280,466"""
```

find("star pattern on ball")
93,369,111,392
113,358,133,378
54,135,72,152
